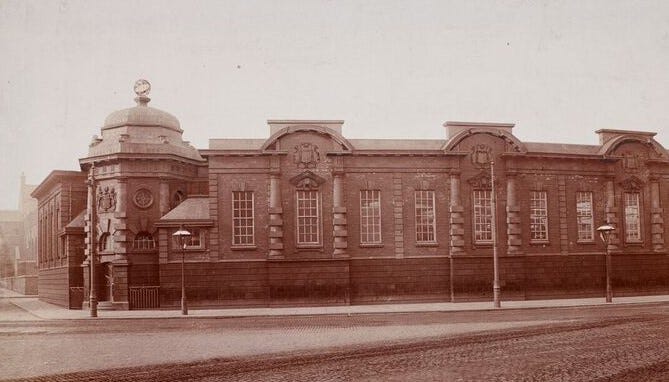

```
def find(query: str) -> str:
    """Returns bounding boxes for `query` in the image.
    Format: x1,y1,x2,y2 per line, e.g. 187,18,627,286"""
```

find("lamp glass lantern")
597,224,615,244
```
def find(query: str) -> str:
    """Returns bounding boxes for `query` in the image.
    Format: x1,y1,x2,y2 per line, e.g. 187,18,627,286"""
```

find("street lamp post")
87,164,98,318
491,161,501,308
597,223,615,303
172,226,191,315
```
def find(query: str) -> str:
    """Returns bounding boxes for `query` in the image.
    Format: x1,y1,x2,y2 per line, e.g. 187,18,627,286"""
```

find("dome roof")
103,95,181,132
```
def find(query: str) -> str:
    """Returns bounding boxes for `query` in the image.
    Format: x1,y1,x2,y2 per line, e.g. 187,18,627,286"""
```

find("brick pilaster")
208,173,220,260
651,180,665,252
449,174,465,255
268,173,284,259
506,174,522,254
558,176,568,254
332,173,348,258
393,176,404,259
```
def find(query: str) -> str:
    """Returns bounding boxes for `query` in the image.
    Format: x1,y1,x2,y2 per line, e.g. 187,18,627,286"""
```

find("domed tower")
80,80,206,310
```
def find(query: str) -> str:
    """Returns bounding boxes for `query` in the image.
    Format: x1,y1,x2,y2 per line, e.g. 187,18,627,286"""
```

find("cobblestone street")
3,302,669,381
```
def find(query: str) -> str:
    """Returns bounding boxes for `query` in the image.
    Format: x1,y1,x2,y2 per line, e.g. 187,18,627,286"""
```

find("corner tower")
79,80,206,310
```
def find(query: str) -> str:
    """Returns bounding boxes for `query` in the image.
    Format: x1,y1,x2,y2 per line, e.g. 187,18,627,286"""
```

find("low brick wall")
350,257,449,303
524,254,605,300
450,255,527,302
268,260,350,306
144,252,669,309
159,261,268,308
612,253,669,296
0,275,38,295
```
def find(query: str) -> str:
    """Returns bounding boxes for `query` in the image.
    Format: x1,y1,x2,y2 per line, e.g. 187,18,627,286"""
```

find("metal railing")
129,286,160,309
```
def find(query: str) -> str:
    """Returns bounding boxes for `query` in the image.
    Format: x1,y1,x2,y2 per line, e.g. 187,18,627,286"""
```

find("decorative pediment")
290,171,326,189
442,127,527,154
467,171,492,190
261,123,354,152
620,176,643,191
598,133,669,161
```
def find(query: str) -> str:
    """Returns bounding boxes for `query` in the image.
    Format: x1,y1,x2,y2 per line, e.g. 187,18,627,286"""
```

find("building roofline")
267,119,345,125
443,121,516,128
595,129,656,137
31,170,86,199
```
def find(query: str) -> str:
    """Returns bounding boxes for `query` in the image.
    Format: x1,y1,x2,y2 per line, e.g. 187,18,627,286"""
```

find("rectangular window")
297,190,320,245
232,191,255,246
175,228,203,250
530,191,549,242
473,190,492,243
415,190,436,243
576,192,594,242
360,190,382,244
624,192,641,242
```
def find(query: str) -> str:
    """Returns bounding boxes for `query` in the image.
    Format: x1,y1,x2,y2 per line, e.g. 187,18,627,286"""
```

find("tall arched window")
290,173,325,248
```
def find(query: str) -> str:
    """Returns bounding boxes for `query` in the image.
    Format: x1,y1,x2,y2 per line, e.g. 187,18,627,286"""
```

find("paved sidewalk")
0,287,36,299
3,287,669,320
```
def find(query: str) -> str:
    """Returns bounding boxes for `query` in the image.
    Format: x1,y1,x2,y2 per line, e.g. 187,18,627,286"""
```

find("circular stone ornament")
133,79,151,96
133,188,154,209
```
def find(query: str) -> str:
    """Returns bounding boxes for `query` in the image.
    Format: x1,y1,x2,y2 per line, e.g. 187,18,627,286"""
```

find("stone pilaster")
332,173,349,258
605,179,620,250
84,170,95,265
650,180,665,252
392,176,404,259
114,179,129,256
505,174,522,254
112,179,130,309
208,172,220,260
268,174,284,259
449,174,465,255
159,181,170,217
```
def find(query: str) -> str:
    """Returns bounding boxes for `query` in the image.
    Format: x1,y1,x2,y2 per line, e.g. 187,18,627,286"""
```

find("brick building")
32,82,669,309
0,174,38,294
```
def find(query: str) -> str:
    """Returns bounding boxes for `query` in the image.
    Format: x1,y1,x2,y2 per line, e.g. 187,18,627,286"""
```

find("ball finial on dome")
133,79,151,106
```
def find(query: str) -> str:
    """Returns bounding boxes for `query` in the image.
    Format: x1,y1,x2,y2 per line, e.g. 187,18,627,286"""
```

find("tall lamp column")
172,226,191,315
597,223,615,303
87,164,98,318
491,161,500,308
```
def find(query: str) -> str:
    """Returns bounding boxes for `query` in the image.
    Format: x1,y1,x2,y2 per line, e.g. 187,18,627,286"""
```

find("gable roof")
159,197,210,221
66,209,87,229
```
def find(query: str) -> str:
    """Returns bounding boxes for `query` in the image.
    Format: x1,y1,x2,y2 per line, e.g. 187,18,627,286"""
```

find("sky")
1,0,669,210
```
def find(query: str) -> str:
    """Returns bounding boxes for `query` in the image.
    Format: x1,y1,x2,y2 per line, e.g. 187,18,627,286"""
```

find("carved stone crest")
471,144,493,168
97,186,116,212
293,143,321,169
